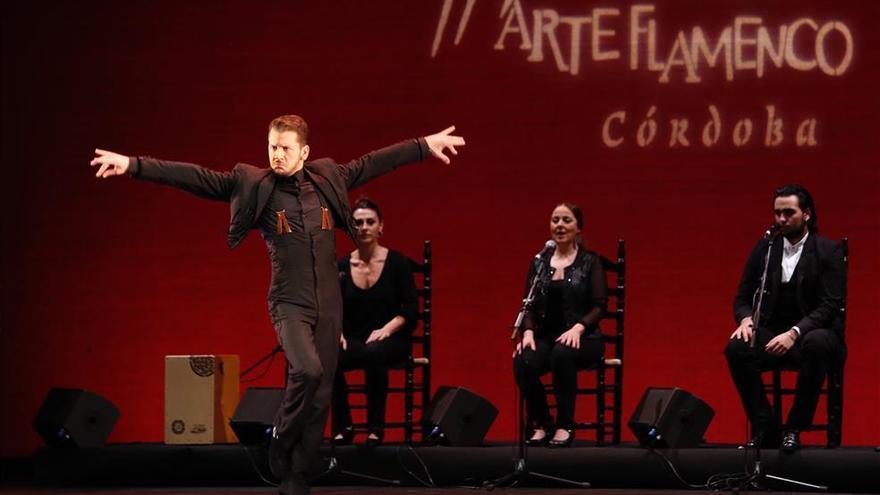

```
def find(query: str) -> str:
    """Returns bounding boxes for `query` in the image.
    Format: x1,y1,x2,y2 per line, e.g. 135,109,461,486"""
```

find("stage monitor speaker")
423,386,497,446
628,387,715,448
33,388,120,448
229,387,284,445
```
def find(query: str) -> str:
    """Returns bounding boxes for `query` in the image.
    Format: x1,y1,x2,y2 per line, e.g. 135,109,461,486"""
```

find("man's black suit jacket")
126,138,429,249
733,233,847,341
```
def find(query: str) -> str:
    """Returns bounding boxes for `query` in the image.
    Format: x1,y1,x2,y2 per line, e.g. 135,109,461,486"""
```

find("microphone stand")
320,442,401,486
743,230,826,492
749,233,773,349
484,254,590,490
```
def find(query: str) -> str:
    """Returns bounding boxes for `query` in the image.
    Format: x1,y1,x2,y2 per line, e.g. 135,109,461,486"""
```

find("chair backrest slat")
598,239,625,361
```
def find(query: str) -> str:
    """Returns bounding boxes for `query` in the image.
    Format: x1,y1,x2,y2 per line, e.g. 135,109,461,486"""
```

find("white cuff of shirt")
791,326,801,336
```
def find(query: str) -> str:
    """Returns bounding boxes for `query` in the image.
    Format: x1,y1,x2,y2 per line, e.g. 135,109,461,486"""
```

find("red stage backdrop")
2,1,878,456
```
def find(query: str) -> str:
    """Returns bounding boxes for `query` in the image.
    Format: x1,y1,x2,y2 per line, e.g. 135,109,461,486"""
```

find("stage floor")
0,489,874,495
12,442,880,493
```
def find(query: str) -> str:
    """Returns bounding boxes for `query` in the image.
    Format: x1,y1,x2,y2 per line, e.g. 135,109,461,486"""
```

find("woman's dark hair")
353,196,382,221
773,184,818,234
555,202,584,230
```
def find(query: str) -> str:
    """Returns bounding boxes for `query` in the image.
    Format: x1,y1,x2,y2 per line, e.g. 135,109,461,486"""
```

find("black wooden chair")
764,237,847,447
544,238,625,445
343,240,432,444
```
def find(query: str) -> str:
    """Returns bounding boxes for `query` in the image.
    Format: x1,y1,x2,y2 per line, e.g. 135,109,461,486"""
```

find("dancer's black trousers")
270,302,341,473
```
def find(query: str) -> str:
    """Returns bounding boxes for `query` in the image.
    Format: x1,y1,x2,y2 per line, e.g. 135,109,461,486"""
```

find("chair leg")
405,360,414,445
827,365,844,448
422,360,432,440
612,366,622,445
772,369,784,428
770,365,845,448
596,366,606,447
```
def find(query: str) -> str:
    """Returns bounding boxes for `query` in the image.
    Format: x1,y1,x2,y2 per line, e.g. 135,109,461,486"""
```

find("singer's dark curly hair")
773,184,818,234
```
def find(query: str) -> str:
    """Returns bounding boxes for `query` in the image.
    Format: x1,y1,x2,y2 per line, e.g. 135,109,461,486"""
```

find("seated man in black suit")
724,184,846,451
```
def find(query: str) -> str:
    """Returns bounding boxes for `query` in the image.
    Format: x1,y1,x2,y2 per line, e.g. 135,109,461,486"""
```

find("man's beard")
782,223,807,240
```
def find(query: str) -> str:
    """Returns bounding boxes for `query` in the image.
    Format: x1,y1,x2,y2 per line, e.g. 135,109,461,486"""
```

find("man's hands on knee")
765,329,797,356
730,316,754,342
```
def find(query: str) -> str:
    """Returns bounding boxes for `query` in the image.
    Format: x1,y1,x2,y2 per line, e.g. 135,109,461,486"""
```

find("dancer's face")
268,129,309,176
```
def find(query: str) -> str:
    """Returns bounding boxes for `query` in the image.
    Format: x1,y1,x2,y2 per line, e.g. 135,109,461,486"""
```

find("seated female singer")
513,202,608,448
332,197,418,447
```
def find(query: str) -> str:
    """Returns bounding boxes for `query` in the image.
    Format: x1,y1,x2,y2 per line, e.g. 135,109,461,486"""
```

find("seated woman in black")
513,202,607,447
332,197,418,446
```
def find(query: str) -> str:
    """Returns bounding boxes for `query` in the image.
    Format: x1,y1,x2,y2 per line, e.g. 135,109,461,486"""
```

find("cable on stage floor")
396,444,437,487
239,443,280,487
649,447,756,492
241,351,279,383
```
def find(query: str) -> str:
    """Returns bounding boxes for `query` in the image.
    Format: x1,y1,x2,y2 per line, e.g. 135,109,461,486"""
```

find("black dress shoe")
268,435,292,481
332,427,354,446
548,429,575,448
744,437,763,449
277,470,310,495
781,430,801,452
745,429,781,449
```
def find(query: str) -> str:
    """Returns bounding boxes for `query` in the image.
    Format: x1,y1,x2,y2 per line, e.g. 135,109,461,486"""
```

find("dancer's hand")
425,126,465,165
340,334,348,351
91,149,130,178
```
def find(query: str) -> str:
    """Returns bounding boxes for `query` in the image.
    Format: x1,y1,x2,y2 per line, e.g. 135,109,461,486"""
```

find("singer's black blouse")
521,248,607,339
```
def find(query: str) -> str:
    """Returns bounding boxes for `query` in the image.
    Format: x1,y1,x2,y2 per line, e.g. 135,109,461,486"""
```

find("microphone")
535,240,557,259
763,224,781,239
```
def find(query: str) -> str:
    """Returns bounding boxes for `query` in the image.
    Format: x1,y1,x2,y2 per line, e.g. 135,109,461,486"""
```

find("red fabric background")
2,1,878,456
